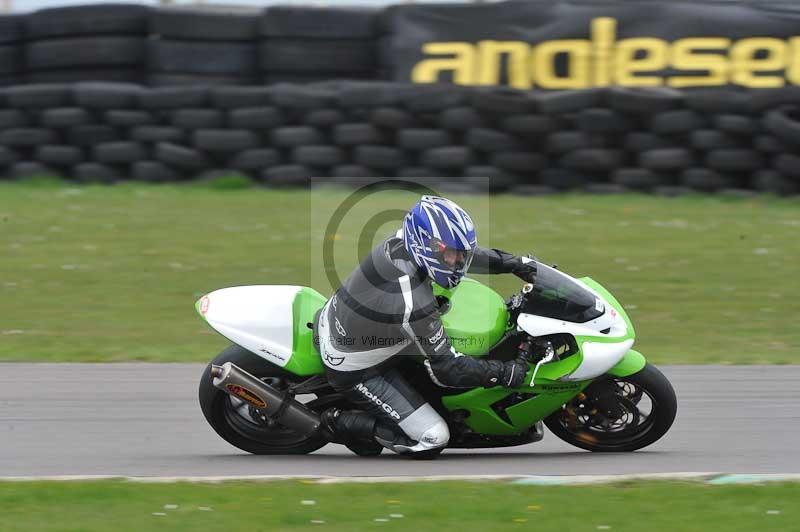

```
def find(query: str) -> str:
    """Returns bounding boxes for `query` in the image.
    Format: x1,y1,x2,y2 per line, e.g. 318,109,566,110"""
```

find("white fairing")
200,285,301,367
516,270,632,382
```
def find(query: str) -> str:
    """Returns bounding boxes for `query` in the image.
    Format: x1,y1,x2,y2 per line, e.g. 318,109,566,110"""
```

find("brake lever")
529,342,556,389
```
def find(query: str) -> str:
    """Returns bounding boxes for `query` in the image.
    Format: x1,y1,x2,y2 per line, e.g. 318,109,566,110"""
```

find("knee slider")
417,419,450,449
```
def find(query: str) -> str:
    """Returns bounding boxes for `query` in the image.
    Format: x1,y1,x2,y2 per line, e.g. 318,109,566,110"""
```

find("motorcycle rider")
316,195,538,456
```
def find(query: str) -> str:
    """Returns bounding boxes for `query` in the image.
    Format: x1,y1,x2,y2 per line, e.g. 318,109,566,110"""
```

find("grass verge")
1,179,798,363
0,480,797,531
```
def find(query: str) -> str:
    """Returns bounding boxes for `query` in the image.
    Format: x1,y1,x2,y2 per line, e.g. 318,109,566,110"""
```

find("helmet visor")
429,237,474,273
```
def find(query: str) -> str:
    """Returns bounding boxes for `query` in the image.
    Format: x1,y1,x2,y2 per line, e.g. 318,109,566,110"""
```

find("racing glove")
511,255,538,284
483,359,529,388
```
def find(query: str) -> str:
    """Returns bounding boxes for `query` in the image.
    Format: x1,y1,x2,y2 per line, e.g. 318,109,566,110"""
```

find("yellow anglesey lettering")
410,17,800,88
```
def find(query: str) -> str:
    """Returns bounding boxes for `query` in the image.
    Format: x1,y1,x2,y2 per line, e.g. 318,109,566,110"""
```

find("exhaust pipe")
211,362,323,436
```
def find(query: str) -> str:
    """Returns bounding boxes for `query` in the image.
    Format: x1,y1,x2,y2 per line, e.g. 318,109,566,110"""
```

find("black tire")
762,106,800,148
268,83,334,110
0,128,57,147
26,37,145,70
403,85,466,113
466,128,522,152
649,110,706,135
684,88,749,114
753,135,787,154
397,129,452,151
534,89,602,114
9,161,57,179
150,6,259,41
332,165,380,179
438,107,487,131
370,107,417,129
148,40,257,76
261,6,377,39
333,123,386,146
623,132,673,152
753,169,800,195
470,86,534,115
193,129,260,152
40,108,91,128
576,108,632,134
704,149,763,173
747,86,800,112
464,166,519,192
4,84,70,108
420,146,473,170
26,4,149,39
539,168,589,190
292,146,345,167
773,153,800,180
0,109,31,129
304,109,346,128
0,146,20,167
131,160,181,182
229,107,285,130
259,39,375,74
0,14,24,44
689,130,743,151
93,141,147,164
131,126,185,144
489,151,547,174
545,131,591,155
139,86,210,109
67,125,119,147
611,168,663,191
171,109,225,130
270,126,324,147
73,162,120,183
228,148,281,172
148,73,257,87
260,164,313,187
35,145,84,167
199,344,329,455
354,145,407,170
639,148,693,172
72,81,141,109
105,110,156,128
212,86,271,109
544,363,677,452
336,81,411,109
501,114,555,136
680,168,733,191
25,68,143,84
606,86,683,114
560,149,623,172
712,114,757,136
155,142,210,171
0,44,21,75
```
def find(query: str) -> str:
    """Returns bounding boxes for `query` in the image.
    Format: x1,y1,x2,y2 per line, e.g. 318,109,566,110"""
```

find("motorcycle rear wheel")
199,344,329,455
544,363,677,452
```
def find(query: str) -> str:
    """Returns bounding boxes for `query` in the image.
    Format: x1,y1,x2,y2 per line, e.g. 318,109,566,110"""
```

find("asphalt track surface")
1,364,798,477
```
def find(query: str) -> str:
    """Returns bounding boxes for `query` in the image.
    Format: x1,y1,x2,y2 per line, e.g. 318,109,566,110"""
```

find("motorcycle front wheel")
544,363,677,452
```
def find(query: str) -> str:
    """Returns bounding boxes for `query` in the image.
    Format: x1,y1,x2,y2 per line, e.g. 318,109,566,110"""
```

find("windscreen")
523,263,604,323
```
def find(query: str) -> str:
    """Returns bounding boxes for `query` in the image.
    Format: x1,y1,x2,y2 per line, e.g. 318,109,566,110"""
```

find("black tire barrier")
0,81,799,196
150,6,260,42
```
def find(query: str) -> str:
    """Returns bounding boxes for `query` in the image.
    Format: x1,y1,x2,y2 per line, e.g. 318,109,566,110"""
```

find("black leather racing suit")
314,233,527,454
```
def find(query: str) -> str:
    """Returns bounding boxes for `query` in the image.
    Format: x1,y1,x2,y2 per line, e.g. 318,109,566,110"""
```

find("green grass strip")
1,179,798,363
0,480,797,531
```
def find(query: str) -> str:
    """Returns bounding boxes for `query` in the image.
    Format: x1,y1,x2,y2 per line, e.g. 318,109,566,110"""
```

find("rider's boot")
320,408,377,445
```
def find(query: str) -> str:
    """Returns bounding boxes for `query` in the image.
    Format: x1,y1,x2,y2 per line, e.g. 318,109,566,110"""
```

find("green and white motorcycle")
197,262,677,456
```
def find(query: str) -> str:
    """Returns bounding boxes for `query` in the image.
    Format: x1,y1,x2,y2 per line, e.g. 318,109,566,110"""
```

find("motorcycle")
196,261,677,457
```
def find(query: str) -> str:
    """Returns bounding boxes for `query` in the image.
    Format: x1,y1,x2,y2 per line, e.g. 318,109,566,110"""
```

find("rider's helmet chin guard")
402,195,477,289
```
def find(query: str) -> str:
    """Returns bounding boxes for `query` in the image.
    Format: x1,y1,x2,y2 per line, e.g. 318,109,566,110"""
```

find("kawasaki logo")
356,383,401,420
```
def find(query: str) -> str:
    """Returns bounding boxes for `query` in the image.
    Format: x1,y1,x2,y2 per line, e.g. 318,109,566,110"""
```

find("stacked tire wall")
0,3,798,196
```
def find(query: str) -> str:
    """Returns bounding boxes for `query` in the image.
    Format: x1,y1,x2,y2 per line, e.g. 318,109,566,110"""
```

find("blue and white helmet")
402,195,477,289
